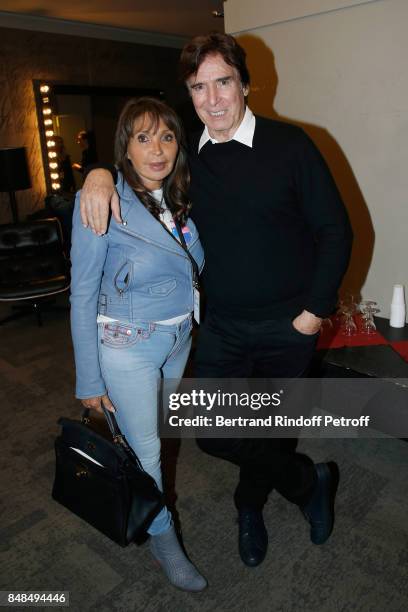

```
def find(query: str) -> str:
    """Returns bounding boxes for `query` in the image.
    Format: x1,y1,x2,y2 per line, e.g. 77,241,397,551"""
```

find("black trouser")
194,308,318,510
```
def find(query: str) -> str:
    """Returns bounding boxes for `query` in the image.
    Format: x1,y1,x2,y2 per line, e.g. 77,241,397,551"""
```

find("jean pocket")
101,323,142,348
289,319,320,341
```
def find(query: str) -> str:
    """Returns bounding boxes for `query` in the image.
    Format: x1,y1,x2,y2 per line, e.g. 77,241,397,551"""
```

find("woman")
70,98,206,592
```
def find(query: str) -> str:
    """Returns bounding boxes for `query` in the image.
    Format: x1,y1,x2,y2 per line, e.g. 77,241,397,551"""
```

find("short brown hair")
179,33,250,87
114,97,191,223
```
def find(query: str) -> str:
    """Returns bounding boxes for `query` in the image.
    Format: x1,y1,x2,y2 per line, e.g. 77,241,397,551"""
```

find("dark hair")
114,97,191,224
78,130,97,151
179,33,250,88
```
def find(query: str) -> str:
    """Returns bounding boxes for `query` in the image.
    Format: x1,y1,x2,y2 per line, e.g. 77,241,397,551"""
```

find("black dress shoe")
237,508,268,567
300,462,339,545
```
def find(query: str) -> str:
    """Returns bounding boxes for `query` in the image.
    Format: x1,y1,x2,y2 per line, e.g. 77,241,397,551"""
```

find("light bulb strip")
37,82,62,192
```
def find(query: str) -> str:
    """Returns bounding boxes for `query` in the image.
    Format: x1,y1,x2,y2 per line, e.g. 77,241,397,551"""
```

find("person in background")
78,34,353,569
70,97,206,592
72,130,98,175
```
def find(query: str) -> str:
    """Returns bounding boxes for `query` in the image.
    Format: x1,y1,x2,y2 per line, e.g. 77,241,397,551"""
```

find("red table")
317,315,408,363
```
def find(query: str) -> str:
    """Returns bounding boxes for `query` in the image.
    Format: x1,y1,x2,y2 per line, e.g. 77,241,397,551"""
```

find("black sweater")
188,116,353,320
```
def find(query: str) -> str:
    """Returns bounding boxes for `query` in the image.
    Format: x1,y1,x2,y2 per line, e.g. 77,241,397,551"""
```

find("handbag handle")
81,406,139,458
81,407,122,441
80,407,153,476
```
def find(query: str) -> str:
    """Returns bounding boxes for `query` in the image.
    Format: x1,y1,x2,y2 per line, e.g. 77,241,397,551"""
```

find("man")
80,33,353,568
72,130,98,175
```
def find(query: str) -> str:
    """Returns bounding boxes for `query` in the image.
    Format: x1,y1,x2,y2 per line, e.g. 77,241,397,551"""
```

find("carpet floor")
0,297,407,612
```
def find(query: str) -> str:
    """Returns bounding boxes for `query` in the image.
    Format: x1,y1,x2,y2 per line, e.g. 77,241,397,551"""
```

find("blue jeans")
97,316,192,535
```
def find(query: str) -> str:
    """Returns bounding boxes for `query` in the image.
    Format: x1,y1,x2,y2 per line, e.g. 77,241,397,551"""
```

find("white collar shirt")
198,106,256,152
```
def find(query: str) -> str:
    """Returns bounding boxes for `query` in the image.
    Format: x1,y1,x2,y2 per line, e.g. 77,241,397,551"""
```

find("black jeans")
194,308,318,510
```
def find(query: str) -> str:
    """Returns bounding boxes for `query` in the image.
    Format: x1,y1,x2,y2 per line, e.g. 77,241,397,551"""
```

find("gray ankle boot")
149,524,207,592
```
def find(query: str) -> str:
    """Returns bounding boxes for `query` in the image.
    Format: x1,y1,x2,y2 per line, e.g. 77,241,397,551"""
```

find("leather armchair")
0,218,70,326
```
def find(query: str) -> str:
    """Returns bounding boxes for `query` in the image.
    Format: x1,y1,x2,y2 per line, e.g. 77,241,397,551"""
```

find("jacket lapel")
116,175,185,255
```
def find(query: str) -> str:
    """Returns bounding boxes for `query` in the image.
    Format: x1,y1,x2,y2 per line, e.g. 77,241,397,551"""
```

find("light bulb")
40,85,50,93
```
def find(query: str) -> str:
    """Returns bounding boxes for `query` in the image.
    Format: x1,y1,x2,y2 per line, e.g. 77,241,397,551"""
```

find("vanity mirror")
33,81,163,194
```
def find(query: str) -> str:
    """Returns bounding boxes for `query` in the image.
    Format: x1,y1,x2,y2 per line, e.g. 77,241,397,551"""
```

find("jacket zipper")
118,224,198,258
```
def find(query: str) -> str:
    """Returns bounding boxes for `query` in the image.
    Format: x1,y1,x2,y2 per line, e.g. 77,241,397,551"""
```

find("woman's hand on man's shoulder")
80,169,121,235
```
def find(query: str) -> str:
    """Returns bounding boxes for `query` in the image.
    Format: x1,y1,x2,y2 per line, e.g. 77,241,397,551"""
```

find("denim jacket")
70,174,204,399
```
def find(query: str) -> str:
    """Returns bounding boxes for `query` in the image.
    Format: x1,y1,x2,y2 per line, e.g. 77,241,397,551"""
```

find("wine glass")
340,310,357,336
359,300,380,334
337,294,357,334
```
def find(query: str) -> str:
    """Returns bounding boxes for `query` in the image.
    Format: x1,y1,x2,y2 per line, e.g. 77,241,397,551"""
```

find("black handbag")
52,407,164,546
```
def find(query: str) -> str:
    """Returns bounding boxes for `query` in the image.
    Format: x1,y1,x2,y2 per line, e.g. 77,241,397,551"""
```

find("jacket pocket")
114,262,132,294
148,278,177,297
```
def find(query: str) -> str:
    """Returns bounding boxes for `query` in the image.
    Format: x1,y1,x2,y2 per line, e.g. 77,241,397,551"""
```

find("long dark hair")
115,97,191,223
